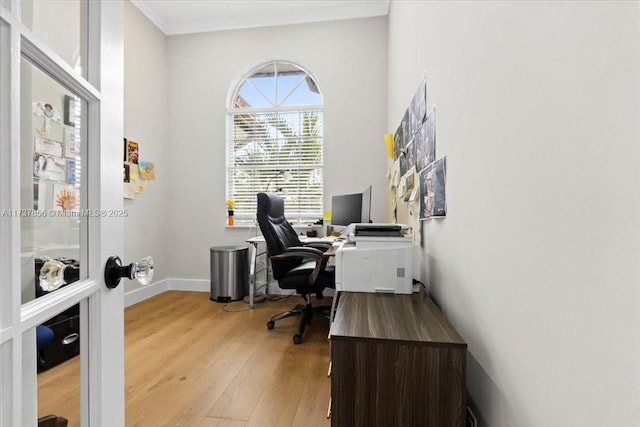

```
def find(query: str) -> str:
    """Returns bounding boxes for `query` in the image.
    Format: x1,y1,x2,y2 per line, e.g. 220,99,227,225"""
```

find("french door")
0,1,125,425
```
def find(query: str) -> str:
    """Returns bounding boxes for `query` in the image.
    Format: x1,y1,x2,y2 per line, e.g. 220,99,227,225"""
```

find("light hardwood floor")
38,291,333,426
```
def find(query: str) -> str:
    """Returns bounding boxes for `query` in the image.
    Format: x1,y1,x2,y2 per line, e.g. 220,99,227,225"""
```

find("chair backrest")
256,193,303,279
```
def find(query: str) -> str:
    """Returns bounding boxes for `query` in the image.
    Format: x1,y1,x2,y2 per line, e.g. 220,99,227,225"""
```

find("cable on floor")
266,294,292,302
221,303,252,312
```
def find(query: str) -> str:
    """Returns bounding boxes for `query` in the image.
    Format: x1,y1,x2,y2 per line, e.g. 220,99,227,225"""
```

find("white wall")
388,1,640,426
166,18,388,279
123,1,170,293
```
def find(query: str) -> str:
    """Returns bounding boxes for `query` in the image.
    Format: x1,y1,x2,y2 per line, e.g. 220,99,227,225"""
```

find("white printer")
334,223,413,294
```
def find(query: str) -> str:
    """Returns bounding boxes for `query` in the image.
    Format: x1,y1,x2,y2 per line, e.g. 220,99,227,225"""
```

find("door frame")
0,1,125,426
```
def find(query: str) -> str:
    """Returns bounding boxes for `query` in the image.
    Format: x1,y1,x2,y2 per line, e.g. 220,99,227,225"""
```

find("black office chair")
256,192,334,344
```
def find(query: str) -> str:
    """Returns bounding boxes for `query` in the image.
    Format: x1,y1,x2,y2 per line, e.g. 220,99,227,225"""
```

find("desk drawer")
38,308,80,372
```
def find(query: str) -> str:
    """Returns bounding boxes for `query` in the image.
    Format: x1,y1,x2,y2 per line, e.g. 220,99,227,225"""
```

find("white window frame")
226,61,324,225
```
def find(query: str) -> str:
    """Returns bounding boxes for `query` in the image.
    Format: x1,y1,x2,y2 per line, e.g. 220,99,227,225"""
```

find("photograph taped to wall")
64,127,80,158
409,77,427,135
415,108,436,172
53,183,80,212
399,136,415,177
387,159,400,189
63,95,78,126
67,159,79,185
401,110,410,149
128,165,138,182
136,180,147,194
126,139,139,164
34,136,63,157
34,153,47,179
419,156,446,220
403,171,415,202
415,124,428,172
124,182,136,199
394,109,412,161
393,73,428,161
425,108,436,165
33,101,62,124
394,123,403,160
39,155,67,182
138,160,156,180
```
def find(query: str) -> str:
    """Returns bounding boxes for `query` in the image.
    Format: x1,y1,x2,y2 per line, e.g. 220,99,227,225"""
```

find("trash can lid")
210,246,247,252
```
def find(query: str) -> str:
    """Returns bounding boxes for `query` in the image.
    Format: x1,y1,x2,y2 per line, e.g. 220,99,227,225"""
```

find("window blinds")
226,109,324,222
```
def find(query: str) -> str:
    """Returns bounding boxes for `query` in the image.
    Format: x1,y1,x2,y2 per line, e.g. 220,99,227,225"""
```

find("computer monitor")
360,185,372,224
331,185,372,227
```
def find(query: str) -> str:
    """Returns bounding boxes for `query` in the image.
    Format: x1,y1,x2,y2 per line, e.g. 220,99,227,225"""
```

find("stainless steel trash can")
210,246,249,303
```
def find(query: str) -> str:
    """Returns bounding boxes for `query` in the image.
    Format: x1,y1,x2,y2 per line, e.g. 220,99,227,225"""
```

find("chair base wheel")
267,320,275,330
293,334,302,345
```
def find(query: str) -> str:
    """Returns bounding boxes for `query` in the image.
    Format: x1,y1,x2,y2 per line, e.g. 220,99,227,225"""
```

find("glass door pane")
20,57,86,305
36,304,82,426
20,0,85,75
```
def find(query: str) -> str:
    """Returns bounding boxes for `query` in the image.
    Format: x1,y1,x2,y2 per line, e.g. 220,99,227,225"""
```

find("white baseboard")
124,279,169,307
124,277,320,307
124,278,209,307
168,278,210,292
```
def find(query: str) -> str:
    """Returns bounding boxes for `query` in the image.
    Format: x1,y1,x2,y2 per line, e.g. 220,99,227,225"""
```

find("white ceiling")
130,0,390,35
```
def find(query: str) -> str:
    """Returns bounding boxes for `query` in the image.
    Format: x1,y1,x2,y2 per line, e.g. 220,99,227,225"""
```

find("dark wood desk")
329,291,467,426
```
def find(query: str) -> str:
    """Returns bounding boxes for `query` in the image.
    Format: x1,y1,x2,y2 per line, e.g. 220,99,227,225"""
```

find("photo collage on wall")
32,99,81,212
123,138,157,199
392,76,446,220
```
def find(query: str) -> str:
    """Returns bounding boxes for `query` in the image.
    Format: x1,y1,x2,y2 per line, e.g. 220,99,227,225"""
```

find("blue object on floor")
36,325,54,350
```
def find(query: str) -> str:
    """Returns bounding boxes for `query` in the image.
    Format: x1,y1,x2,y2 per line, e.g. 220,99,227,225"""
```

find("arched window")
227,61,324,224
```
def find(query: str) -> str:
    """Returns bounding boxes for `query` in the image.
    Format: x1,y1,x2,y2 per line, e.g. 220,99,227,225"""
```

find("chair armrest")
271,246,323,262
271,246,328,286
303,241,332,252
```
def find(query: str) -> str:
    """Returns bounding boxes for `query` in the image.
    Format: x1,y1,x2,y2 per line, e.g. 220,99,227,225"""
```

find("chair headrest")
257,192,284,219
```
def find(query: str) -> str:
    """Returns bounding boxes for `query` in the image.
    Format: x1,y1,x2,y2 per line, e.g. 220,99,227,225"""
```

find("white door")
0,1,126,425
